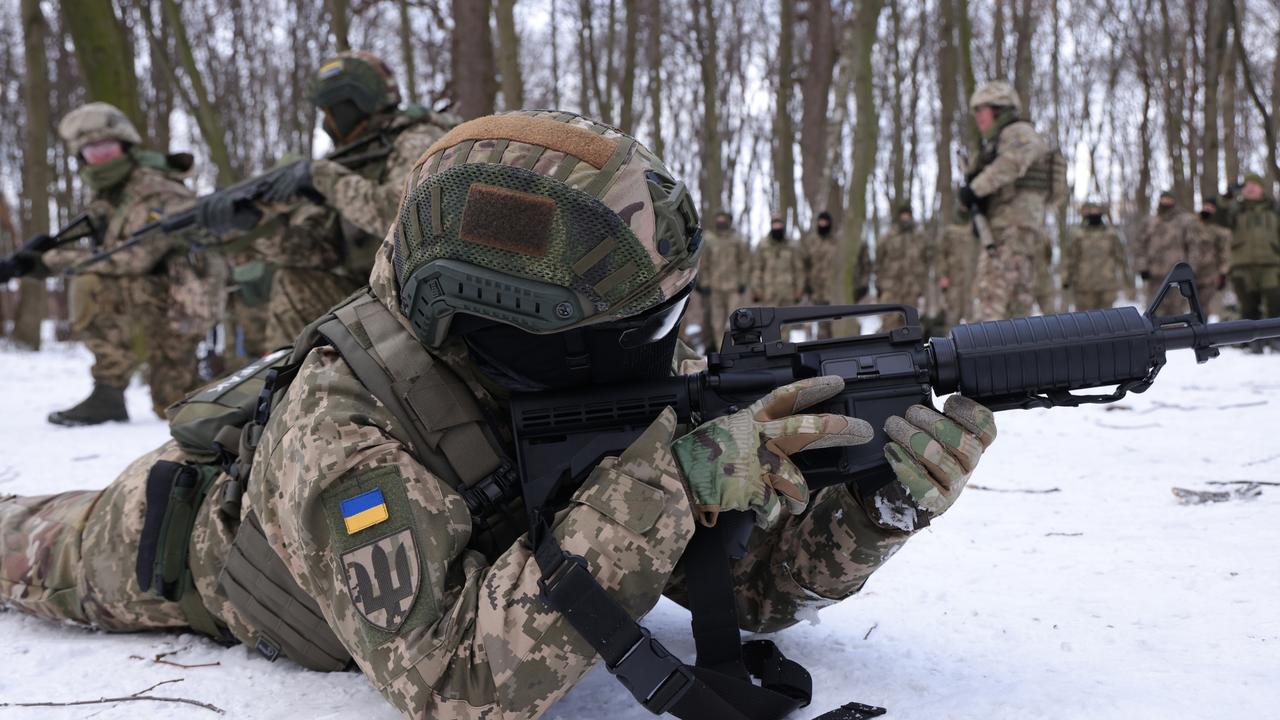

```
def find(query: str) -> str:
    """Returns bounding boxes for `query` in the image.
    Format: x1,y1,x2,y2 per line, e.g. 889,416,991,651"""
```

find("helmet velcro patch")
460,184,554,257
420,115,618,172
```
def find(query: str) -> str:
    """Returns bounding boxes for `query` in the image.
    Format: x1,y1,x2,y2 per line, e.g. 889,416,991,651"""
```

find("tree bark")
1012,0,1034,115
1230,0,1279,182
692,0,722,213
992,0,1005,80
15,0,51,349
618,0,639,132
1158,0,1188,203
328,0,350,52
799,0,836,219
935,0,958,221
1200,0,1227,198
399,0,419,104
550,0,561,108
157,0,236,181
1222,43,1239,185
887,0,906,207
60,0,145,133
645,0,664,157
494,0,523,110
842,0,886,306
773,0,796,223
956,0,978,148
451,0,496,119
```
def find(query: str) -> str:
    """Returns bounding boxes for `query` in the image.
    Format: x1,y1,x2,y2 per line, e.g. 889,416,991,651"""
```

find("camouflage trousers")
705,288,743,350
1033,256,1056,314
223,292,272,372
1071,289,1117,312
265,268,363,349
1230,266,1280,321
69,273,205,415
878,276,926,331
973,225,1040,321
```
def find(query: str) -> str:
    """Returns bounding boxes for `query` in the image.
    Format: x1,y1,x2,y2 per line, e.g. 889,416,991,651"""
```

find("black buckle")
607,627,695,715
536,550,589,601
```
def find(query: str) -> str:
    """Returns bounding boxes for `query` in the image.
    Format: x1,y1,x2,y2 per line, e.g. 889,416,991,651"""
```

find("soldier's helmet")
392,111,701,349
309,50,402,116
58,102,142,157
969,81,1022,114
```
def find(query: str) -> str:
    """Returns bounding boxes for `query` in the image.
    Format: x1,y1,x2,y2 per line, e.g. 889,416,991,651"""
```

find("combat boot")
47,383,129,426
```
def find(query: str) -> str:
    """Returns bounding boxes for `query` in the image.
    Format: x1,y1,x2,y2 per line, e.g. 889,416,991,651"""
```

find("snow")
1,337,1278,719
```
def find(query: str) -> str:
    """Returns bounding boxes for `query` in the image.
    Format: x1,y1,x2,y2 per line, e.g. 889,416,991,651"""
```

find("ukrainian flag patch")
341,488,389,535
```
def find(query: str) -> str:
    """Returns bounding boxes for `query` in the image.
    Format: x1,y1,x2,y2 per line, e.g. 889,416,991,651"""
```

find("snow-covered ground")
0,337,1277,719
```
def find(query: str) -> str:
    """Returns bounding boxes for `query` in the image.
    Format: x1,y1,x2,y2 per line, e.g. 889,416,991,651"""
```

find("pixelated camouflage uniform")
800,229,841,338
698,225,749,346
1225,198,1280,321
936,222,980,328
874,222,930,330
750,237,804,305
966,117,1051,321
1063,222,1129,311
0,113,968,720
1191,218,1230,312
45,166,224,415
256,111,456,347
1135,206,1198,315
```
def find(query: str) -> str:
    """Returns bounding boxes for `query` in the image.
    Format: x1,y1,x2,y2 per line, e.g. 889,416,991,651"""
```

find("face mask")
770,227,785,240
816,223,831,237
715,219,731,231
1200,210,1215,221
1158,202,1175,215
1085,214,1103,226
896,218,914,230
322,99,372,144
78,153,135,192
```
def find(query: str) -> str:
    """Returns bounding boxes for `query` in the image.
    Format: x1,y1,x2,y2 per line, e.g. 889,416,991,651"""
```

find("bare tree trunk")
1012,0,1034,115
550,0,561,108
956,0,978,148
887,0,906,206
1222,43,1239,185
646,0,663,156
328,0,350,51
692,0,722,212
452,0,496,119
618,0,639,132
15,0,51,349
60,0,145,132
399,0,419,105
935,0,959,221
1230,0,1279,182
773,0,797,223
1158,0,1188,202
1136,21,1154,216
842,0,886,304
1201,0,1227,198
992,0,1005,79
799,0,836,218
494,0,523,110
157,0,236,181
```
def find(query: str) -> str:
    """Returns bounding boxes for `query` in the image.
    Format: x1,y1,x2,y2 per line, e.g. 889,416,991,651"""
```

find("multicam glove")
672,376,873,529
867,395,996,532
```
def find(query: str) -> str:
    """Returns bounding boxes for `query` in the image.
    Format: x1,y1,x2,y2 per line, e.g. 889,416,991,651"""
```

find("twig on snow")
1093,421,1162,430
1207,480,1280,487
129,645,221,670
969,484,1061,494
0,678,224,715
1243,453,1280,467
1044,532,1083,537
863,623,878,640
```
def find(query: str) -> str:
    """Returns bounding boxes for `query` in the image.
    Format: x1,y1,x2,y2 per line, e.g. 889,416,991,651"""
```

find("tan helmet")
392,111,701,347
969,81,1022,114
58,102,142,156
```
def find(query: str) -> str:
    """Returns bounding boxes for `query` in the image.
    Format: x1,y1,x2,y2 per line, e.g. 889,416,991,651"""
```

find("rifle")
506,263,1280,717
69,131,400,274
0,213,103,282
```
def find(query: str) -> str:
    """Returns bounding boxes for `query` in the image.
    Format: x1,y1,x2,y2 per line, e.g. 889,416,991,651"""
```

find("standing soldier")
36,103,222,425
1224,174,1280,350
1062,201,1129,311
205,50,458,348
959,81,1052,321
935,206,980,333
1134,191,1198,315
697,209,748,350
802,210,840,338
874,205,930,330
1192,196,1231,315
750,215,804,306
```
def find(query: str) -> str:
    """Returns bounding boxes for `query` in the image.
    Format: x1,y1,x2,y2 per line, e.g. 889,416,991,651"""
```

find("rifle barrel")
1160,318,1280,351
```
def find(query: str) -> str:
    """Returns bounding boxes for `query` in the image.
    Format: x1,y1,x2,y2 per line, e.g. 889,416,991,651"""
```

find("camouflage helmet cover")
394,111,702,347
308,50,402,114
58,102,142,156
969,80,1022,114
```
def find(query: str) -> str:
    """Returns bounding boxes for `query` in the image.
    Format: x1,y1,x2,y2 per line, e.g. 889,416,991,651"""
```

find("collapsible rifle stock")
0,212,103,282
507,262,1280,720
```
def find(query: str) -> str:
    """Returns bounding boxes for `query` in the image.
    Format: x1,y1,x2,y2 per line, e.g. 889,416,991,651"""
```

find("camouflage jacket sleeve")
252,202,345,268
46,172,198,276
968,122,1050,199
310,123,446,239
749,245,764,298
1133,218,1154,274
1062,229,1080,285
251,347,695,719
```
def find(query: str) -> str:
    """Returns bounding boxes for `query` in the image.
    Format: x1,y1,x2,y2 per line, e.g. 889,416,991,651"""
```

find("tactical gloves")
263,159,314,204
865,395,996,532
672,376,873,529
957,184,980,210
196,192,263,237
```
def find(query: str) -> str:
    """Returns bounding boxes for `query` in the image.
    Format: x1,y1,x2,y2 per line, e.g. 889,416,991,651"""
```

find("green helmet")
58,102,142,156
969,80,1022,114
308,50,401,116
393,111,702,348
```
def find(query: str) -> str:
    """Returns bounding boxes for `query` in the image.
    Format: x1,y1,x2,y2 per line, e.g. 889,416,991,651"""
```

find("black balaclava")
816,211,832,237
457,286,690,392
770,218,786,241
714,213,732,232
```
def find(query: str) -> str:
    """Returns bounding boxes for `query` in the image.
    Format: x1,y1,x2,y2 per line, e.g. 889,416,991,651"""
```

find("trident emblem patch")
342,529,420,632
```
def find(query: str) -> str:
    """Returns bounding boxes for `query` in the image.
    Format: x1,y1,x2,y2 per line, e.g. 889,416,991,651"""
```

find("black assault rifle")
505,262,1280,720
0,212,104,283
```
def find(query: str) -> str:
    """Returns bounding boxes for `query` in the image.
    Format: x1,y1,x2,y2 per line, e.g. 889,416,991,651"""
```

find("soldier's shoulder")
999,120,1048,146
127,167,193,200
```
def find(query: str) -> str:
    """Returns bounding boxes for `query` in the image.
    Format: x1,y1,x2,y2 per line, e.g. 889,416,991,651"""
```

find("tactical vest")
971,120,1066,205
146,289,523,671
1230,201,1280,267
